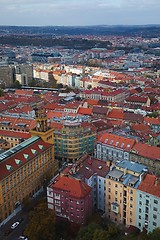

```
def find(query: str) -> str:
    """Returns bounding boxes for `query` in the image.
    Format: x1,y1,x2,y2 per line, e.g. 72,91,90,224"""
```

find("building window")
139,215,141,220
154,200,158,204
139,223,141,227
153,214,157,219
153,207,157,212
153,222,157,227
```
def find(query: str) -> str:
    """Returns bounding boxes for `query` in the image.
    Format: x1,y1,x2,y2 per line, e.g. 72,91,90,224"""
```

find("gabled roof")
107,109,124,120
132,142,160,161
97,132,136,151
0,136,52,181
138,174,160,198
52,176,92,199
78,107,93,116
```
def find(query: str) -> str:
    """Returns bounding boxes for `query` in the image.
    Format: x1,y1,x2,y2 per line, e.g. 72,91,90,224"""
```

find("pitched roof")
78,107,93,115
53,176,92,199
107,109,124,120
97,132,136,151
132,142,160,161
138,174,160,198
0,137,52,181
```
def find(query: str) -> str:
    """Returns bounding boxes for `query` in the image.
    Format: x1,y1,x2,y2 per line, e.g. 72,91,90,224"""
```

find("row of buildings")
47,155,160,233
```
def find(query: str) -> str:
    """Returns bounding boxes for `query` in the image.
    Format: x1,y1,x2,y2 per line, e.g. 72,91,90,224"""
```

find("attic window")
127,144,130,148
23,154,29,159
121,143,124,148
110,140,114,144
6,164,13,171
115,142,119,146
31,149,37,154
15,159,22,165
105,138,108,143
38,145,44,150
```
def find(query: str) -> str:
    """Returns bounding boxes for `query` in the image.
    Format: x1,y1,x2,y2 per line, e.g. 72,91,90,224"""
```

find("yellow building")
53,121,96,162
105,160,148,226
0,109,58,224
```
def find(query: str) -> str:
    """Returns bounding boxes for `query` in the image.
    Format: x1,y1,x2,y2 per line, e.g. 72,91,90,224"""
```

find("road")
0,211,28,240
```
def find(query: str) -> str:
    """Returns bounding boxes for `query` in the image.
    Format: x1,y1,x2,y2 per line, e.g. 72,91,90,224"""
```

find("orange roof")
132,142,160,161
53,176,92,199
78,107,93,115
47,111,63,119
15,89,34,95
138,174,160,198
0,130,31,139
87,99,98,106
107,109,124,120
97,132,136,151
144,117,160,125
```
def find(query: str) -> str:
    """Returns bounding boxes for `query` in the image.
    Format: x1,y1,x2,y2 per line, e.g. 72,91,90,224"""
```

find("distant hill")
0,25,160,37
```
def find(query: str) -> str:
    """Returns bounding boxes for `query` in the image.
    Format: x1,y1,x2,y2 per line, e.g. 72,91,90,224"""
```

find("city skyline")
0,0,160,26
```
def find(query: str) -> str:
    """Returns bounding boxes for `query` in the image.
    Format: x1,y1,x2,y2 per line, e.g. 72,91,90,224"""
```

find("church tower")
30,108,54,144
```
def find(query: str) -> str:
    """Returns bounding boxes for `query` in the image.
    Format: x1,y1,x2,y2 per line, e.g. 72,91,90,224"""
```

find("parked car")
11,221,20,229
18,236,28,240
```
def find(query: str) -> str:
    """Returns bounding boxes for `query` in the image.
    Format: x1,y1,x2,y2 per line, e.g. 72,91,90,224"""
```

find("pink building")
47,175,92,225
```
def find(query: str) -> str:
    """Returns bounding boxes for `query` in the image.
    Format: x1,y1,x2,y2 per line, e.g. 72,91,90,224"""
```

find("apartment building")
68,155,110,212
130,142,160,174
95,132,136,163
47,175,92,225
105,160,148,226
0,108,58,225
136,174,160,233
53,121,96,162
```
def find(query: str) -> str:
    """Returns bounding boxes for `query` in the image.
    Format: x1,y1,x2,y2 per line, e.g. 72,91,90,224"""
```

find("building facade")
95,133,136,163
0,135,56,224
136,174,160,233
47,175,92,225
105,160,148,226
54,121,96,162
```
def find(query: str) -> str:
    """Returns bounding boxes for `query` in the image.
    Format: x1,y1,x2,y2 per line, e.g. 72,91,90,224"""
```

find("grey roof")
107,169,123,179
116,160,147,173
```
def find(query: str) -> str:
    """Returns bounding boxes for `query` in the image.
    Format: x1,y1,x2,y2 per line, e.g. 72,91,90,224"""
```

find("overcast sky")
0,0,160,26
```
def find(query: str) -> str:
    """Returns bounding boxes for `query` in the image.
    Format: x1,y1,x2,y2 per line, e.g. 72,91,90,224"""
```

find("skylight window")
121,143,124,148
23,154,29,159
15,159,21,165
38,145,44,150
6,164,13,171
31,149,37,154
115,142,119,146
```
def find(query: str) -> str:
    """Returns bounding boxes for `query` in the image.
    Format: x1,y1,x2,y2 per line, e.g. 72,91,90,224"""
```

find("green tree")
24,201,56,240
11,80,21,89
93,229,109,240
148,227,160,240
76,223,101,240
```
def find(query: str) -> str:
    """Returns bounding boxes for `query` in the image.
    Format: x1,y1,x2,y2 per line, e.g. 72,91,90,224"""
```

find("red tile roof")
107,109,124,120
97,132,136,151
53,176,92,199
138,174,160,198
0,130,31,139
78,107,93,115
0,138,52,180
132,142,160,161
